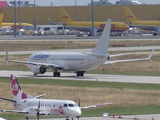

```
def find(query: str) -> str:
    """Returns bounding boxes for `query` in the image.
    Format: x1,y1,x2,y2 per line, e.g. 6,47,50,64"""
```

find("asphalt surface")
0,70,160,84
32,114,160,120
0,34,160,41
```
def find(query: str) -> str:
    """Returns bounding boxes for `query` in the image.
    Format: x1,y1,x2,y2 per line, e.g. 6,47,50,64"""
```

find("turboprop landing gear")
53,71,60,77
26,117,29,120
76,71,85,76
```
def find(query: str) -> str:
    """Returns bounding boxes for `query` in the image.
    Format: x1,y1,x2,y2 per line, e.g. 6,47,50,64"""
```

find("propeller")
78,98,80,107
36,99,41,120
77,98,81,120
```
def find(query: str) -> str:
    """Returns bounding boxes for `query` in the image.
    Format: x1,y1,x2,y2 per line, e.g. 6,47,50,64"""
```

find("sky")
5,0,160,6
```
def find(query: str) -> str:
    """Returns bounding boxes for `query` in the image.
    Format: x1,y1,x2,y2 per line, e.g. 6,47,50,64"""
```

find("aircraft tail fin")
90,19,111,56
10,74,34,101
59,7,74,23
0,14,4,28
124,6,139,22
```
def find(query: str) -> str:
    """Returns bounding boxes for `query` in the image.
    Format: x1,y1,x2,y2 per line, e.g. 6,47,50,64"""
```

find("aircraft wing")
8,60,60,68
64,26,100,32
81,103,112,110
0,109,28,114
105,49,154,65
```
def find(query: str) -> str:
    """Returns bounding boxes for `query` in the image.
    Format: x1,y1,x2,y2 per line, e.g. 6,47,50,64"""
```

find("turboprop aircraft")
6,19,154,77
0,74,112,120
124,6,160,36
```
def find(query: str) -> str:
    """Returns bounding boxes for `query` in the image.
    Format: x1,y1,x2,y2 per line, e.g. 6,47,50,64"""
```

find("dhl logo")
100,24,116,28
127,16,134,18
63,16,69,19
12,25,22,29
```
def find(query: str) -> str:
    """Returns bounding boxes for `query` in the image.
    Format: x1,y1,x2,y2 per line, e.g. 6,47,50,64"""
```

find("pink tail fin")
10,74,34,101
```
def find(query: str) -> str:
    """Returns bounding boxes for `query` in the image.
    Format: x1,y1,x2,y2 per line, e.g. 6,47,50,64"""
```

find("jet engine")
31,66,46,74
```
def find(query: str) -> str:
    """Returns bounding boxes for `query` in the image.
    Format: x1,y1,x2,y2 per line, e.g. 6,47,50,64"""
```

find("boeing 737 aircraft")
59,7,129,35
6,19,154,77
0,74,112,120
124,6,160,36
0,14,32,28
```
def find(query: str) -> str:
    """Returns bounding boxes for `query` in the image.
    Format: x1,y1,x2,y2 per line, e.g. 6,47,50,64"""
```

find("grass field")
1,78,160,119
0,40,160,51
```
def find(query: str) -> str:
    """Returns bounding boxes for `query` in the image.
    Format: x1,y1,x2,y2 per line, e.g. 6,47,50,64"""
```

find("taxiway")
0,70,160,84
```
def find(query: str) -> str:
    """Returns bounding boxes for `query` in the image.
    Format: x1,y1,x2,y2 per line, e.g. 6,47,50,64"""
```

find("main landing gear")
76,71,85,76
65,118,74,120
53,71,60,77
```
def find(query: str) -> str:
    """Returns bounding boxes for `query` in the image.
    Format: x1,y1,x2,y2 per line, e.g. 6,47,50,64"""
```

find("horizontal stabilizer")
34,94,46,99
83,52,108,57
0,97,16,103
0,109,28,114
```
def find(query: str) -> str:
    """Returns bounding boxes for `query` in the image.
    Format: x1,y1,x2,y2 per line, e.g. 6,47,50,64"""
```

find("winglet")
147,49,154,62
5,50,8,65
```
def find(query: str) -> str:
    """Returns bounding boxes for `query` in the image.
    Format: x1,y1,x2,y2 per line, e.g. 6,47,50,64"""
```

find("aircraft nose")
125,25,129,30
74,109,81,116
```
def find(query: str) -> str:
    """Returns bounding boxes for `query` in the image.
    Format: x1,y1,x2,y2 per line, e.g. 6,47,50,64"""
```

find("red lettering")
127,16,134,18
100,24,116,29
63,16,69,19
11,25,22,29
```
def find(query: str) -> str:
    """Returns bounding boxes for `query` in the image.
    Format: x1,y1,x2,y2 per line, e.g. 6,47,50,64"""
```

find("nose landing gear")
76,71,85,76
53,71,60,77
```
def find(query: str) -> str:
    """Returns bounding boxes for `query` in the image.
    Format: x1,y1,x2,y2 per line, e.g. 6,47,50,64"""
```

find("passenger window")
63,104,68,107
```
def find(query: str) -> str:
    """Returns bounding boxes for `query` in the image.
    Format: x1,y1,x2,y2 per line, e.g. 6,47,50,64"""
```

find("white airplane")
6,19,154,77
0,74,112,120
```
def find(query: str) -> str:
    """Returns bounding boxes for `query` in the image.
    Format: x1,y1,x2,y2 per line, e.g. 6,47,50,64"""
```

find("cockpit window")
63,104,68,107
74,104,78,107
68,104,74,107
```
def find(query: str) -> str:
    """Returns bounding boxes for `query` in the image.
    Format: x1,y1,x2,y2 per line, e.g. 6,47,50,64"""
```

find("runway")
0,70,160,84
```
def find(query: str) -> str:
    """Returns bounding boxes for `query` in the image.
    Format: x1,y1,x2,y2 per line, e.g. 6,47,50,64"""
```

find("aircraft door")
87,58,91,66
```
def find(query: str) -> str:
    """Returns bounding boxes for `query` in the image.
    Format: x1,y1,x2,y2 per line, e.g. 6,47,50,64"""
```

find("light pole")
91,0,95,36
19,0,21,29
75,0,77,21
34,0,37,30
14,0,17,37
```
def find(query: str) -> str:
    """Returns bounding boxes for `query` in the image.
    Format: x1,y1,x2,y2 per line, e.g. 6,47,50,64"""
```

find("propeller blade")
78,98,80,107
37,99,40,120
77,98,80,120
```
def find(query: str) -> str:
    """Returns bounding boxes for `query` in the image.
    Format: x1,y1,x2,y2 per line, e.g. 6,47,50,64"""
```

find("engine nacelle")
31,66,46,74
